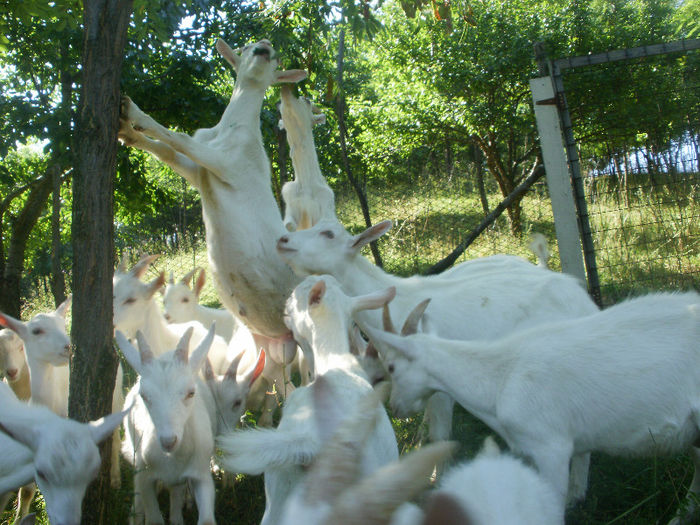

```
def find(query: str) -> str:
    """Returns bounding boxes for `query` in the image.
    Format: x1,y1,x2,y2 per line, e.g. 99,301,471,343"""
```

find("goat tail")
217,428,319,475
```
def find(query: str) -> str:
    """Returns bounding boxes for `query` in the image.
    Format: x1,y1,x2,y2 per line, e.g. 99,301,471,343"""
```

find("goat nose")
6,368,18,379
279,235,289,244
160,435,178,452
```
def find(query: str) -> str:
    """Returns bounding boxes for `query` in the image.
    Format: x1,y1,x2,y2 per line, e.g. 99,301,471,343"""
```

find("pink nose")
160,435,178,452
6,368,18,380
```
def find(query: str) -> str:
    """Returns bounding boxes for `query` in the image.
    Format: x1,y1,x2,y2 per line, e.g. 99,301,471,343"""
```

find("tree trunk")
473,141,490,216
50,166,67,306
70,1,133,523
335,28,383,267
0,171,54,317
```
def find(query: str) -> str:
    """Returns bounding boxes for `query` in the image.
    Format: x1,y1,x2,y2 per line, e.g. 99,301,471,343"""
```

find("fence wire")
558,43,700,305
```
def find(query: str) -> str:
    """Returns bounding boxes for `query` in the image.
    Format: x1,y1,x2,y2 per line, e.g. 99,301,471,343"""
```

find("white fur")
218,275,399,525
0,328,30,400
365,291,700,519
278,86,336,232
162,268,238,343
276,385,454,525
0,298,72,417
420,437,562,525
277,219,598,495
114,255,229,374
117,326,218,525
119,39,306,340
0,381,128,525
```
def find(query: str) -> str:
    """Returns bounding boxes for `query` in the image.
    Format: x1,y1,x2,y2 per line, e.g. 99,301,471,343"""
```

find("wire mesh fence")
555,40,700,306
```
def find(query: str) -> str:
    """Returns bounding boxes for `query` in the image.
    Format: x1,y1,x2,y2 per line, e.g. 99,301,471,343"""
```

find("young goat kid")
218,275,399,525
278,85,336,232
365,291,700,521
163,268,238,343
117,326,218,525
0,329,30,401
0,382,129,525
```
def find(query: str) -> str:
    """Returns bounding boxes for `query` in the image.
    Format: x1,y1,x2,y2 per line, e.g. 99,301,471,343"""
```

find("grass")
4,175,699,524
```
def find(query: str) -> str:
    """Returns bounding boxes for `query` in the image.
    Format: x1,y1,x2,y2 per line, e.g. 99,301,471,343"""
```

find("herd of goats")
0,37,699,525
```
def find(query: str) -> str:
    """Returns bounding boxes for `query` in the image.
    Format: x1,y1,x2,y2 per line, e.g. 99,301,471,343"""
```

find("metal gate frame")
530,39,700,307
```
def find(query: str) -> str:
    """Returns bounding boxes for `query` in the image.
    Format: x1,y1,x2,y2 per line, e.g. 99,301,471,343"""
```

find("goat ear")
401,298,431,336
216,39,241,70
148,272,166,299
351,286,396,314
116,252,129,274
308,279,326,307
274,69,307,84
130,254,160,279
0,312,28,341
247,349,266,387
181,268,198,288
88,404,132,444
350,220,392,251
55,294,72,318
194,269,206,298
115,331,143,373
0,416,41,452
189,325,215,372
422,492,471,525
327,441,457,523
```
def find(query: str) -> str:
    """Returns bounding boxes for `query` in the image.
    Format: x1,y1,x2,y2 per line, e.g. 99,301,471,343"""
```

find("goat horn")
401,298,431,336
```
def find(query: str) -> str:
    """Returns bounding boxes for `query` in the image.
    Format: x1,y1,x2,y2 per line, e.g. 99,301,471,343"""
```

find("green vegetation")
1,0,700,523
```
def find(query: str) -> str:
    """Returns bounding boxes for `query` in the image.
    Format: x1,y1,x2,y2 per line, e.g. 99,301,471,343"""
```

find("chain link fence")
549,39,700,306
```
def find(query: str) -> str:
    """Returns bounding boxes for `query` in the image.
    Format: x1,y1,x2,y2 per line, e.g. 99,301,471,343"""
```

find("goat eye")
387,364,395,374
320,230,335,239
32,328,44,336
124,297,136,305
185,390,195,399
233,400,242,408
182,298,189,303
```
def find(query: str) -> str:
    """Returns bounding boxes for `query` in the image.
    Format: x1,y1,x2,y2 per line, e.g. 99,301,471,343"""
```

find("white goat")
420,436,562,525
0,381,129,525
365,291,700,519
117,326,218,525
218,275,399,525
279,85,336,232
119,39,306,348
114,254,230,373
0,327,30,400
203,348,266,436
278,385,455,525
163,268,239,343
276,218,598,496
0,297,72,417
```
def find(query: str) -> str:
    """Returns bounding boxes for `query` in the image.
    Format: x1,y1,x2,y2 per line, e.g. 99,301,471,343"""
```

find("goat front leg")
190,474,216,525
131,472,164,525
119,117,202,188
120,96,227,179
